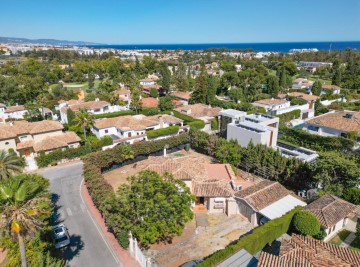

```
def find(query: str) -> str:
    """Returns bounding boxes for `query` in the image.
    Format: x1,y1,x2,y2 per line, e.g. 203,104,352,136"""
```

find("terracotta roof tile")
33,131,80,152
254,99,289,106
258,234,360,267
304,194,358,228
5,105,26,113
62,100,109,112
171,91,192,100
141,97,159,108
174,104,221,119
322,84,341,90
192,180,233,197
288,92,319,102
234,180,290,211
306,111,360,133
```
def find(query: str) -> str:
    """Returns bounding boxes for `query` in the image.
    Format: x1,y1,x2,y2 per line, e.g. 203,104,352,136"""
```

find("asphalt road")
40,162,121,267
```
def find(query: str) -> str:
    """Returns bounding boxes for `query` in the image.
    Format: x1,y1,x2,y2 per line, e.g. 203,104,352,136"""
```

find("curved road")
40,162,122,267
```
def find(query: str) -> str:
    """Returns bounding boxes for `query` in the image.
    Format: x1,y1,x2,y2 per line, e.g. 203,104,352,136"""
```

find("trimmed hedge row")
36,144,92,168
147,125,180,139
94,110,135,119
277,109,301,123
83,133,190,211
198,206,302,267
280,127,355,152
188,120,205,130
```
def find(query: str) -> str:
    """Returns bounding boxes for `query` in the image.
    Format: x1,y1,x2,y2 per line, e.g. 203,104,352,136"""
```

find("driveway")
39,162,121,267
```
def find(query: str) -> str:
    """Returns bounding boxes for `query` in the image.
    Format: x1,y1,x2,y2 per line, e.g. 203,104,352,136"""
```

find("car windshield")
56,236,68,243
54,228,64,234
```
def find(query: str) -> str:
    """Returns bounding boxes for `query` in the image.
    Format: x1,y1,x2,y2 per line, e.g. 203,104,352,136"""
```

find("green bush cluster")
82,134,190,245
198,207,301,267
188,120,205,130
292,210,321,236
211,118,219,130
277,109,301,123
280,127,355,152
147,125,180,139
35,136,112,167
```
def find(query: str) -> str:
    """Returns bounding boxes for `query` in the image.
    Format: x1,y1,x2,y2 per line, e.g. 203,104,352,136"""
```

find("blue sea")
86,41,360,52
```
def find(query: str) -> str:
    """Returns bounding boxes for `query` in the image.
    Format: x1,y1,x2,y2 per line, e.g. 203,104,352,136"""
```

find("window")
5,142,9,145
20,135,27,140
105,130,108,134
94,109,100,112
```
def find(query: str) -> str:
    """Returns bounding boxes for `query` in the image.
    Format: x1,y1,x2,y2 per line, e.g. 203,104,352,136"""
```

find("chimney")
159,116,164,128
95,98,99,102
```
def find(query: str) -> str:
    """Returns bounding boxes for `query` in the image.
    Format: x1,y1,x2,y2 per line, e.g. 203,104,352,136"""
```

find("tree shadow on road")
51,193,64,224
61,234,85,262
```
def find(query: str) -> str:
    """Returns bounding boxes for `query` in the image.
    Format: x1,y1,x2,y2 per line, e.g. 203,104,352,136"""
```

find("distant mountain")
0,36,103,46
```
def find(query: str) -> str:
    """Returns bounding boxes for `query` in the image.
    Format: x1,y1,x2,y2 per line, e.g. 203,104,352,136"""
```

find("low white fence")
129,232,154,267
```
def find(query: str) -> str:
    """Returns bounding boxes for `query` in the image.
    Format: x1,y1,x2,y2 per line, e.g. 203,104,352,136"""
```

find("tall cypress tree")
206,76,217,104
161,62,171,94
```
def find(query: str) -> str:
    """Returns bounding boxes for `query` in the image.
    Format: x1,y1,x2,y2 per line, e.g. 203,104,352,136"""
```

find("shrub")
211,118,218,130
171,110,197,123
313,229,327,240
343,187,360,205
116,231,129,249
147,125,180,139
292,210,320,236
188,120,205,130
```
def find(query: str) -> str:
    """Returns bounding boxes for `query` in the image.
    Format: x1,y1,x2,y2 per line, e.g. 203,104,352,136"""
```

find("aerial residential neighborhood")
0,1,359,267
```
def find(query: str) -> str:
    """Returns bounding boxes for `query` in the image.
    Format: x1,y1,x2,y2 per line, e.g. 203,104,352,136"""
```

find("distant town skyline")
1,0,359,44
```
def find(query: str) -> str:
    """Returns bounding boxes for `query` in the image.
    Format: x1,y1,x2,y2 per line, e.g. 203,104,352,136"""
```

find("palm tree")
73,108,95,140
0,150,24,180
0,176,51,267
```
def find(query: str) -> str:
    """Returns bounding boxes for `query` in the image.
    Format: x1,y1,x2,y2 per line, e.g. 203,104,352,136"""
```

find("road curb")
81,180,140,267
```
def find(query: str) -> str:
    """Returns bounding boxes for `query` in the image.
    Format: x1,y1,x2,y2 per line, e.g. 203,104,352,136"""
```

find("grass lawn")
328,230,351,246
309,75,331,85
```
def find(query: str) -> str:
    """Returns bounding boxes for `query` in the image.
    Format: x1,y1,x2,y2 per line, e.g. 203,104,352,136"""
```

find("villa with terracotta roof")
138,153,240,215
171,91,192,105
304,111,360,142
321,84,341,95
305,194,360,241
0,120,80,158
175,103,222,131
58,99,125,124
0,103,28,120
234,180,306,226
91,114,184,145
258,234,360,267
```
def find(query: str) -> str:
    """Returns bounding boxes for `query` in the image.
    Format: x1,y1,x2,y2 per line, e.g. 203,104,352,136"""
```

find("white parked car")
53,224,70,249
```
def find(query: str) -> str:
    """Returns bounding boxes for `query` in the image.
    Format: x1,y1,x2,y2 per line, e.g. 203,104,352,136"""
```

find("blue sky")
1,0,359,44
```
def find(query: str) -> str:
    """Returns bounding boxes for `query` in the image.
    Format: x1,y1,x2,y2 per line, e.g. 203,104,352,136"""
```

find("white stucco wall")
324,218,346,241
0,138,17,154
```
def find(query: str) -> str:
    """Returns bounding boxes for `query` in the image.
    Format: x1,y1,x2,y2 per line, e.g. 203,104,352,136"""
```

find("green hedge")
147,125,180,139
82,133,190,211
280,127,355,152
36,144,92,168
188,120,205,130
198,206,302,267
171,110,198,123
277,109,301,123
94,110,135,119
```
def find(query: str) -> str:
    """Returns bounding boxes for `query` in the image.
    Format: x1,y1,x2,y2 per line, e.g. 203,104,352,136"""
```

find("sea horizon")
85,41,360,52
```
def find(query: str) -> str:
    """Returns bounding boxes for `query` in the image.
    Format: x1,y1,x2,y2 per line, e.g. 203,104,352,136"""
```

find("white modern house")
253,99,291,113
91,114,184,145
139,79,155,86
59,99,125,124
219,109,279,148
291,78,314,89
0,103,28,120
303,111,360,142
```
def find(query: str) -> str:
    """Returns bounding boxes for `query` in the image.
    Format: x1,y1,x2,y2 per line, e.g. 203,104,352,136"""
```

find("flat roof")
219,109,246,119
259,195,306,220
216,249,257,267
245,113,276,123
235,121,267,133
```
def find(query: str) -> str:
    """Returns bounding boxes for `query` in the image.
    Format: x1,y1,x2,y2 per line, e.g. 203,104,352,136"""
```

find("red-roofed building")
141,97,159,108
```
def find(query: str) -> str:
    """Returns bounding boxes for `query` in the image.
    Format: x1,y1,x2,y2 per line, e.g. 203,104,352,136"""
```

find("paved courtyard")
145,213,253,267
